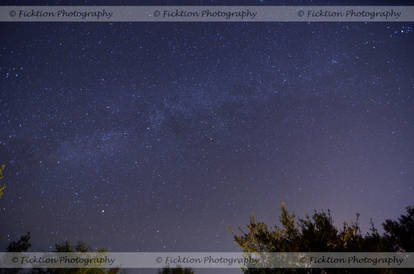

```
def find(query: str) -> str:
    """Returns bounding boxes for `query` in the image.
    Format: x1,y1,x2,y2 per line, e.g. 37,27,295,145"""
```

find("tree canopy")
233,203,414,273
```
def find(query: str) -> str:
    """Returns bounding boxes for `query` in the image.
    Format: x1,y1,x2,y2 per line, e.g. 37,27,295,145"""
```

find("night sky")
1,1,414,273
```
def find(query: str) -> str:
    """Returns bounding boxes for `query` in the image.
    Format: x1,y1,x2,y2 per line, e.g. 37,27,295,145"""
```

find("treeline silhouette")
233,203,414,273
1,233,193,274
1,204,413,273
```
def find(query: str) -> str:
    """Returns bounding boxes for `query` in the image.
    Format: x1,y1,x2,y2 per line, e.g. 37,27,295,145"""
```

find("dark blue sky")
1,1,414,274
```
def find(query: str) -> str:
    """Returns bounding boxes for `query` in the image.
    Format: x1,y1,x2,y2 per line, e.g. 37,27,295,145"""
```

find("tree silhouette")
2,235,119,274
1,233,32,274
233,202,413,274
44,240,119,274
383,206,414,252
6,232,31,252
2,235,197,274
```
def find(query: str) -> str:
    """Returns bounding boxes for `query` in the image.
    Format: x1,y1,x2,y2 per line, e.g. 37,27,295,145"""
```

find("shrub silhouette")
233,203,413,273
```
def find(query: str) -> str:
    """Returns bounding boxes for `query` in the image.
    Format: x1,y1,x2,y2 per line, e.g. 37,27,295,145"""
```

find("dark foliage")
233,203,414,274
